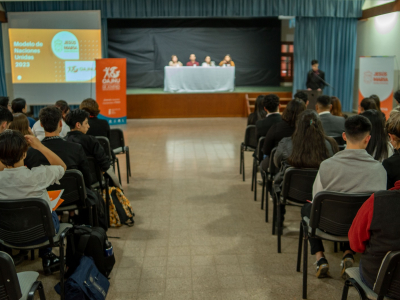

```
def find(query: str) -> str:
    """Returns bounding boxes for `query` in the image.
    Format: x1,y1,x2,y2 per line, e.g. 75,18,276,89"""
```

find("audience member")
80,98,110,139
349,181,400,297
369,94,386,120
383,112,400,188
260,99,306,172
9,113,32,136
301,115,387,279
219,54,235,67
330,96,347,119
273,110,338,229
248,95,267,126
315,95,345,137
0,96,11,111
255,94,281,139
65,109,110,173
390,106,400,117
11,98,35,128
0,106,13,133
32,100,70,141
168,55,182,67
360,98,378,113
25,106,92,190
361,109,392,162
0,130,66,275
394,90,400,108
186,54,199,66
294,91,309,107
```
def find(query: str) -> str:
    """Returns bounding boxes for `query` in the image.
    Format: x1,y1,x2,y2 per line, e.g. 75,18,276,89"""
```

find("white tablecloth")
164,66,235,92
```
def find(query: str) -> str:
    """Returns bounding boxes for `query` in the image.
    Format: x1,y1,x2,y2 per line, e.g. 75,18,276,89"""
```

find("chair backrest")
0,251,22,300
0,198,55,246
309,191,371,236
110,128,125,150
95,136,112,159
374,250,400,299
329,135,346,146
256,137,265,163
243,125,257,149
47,170,87,207
87,156,105,188
281,167,318,204
268,147,278,175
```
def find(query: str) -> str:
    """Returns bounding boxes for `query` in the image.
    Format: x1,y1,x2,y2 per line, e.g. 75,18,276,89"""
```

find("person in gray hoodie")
301,115,387,279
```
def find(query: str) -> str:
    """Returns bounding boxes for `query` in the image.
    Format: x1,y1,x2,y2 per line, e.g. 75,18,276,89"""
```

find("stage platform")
127,86,292,119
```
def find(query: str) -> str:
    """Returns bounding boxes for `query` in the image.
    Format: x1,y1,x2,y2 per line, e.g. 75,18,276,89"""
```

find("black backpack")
65,225,115,278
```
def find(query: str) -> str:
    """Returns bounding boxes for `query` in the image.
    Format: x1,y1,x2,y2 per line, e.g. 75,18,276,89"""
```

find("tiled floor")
16,118,361,299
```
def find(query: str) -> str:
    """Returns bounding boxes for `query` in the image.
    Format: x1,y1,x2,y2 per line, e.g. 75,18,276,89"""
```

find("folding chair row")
239,125,257,182
110,128,132,184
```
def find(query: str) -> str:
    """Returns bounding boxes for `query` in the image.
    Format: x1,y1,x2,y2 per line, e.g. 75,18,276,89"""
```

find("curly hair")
80,98,100,117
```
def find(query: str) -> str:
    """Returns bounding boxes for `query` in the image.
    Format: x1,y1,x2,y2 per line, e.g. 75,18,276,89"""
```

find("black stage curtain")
108,18,281,88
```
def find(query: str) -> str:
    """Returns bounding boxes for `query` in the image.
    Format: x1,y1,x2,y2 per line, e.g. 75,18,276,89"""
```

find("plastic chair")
342,250,400,300
0,251,46,300
0,198,72,300
87,156,111,228
240,125,257,181
110,128,132,184
276,168,318,253
47,170,97,226
260,147,277,224
95,136,121,185
297,191,371,299
252,137,265,201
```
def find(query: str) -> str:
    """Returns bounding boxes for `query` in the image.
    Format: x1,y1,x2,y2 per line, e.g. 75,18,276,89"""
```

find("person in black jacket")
306,59,325,91
64,109,110,172
255,94,281,139
25,106,92,189
383,111,400,189
80,98,110,139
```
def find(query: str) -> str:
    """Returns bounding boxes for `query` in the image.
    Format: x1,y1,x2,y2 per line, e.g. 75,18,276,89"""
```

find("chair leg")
125,147,132,177
265,180,269,223
277,200,282,253
105,178,111,228
59,242,65,300
261,174,265,210
116,157,121,185
254,163,257,201
334,242,338,253
303,227,309,300
240,145,243,175
31,249,35,260
297,221,303,272
272,194,277,234
242,150,245,182
341,280,350,300
251,157,255,191
38,282,46,300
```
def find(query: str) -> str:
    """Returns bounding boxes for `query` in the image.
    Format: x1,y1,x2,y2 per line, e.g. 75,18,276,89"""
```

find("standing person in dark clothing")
80,98,110,139
306,60,325,91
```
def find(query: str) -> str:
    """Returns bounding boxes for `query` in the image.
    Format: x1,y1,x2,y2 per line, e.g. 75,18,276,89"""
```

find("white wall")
354,12,400,111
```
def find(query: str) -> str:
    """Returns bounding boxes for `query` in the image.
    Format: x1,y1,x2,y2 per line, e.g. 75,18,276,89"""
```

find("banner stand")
358,56,394,119
95,58,127,125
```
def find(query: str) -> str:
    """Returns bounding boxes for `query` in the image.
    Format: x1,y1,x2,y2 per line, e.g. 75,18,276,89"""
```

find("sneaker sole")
316,263,330,278
341,258,354,279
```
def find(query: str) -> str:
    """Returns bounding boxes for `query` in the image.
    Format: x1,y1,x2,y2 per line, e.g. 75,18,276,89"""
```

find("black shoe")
42,253,60,276
341,253,354,279
315,257,330,278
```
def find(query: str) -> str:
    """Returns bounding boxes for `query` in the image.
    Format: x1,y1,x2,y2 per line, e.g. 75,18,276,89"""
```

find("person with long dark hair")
360,98,378,112
330,96,347,119
361,109,392,162
369,94,386,120
247,95,267,125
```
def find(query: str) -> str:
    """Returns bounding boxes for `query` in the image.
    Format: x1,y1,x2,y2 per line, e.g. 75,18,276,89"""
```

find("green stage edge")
127,86,292,95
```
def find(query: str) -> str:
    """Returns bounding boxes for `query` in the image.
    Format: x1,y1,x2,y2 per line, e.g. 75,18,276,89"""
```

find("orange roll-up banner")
96,58,127,125
358,56,394,119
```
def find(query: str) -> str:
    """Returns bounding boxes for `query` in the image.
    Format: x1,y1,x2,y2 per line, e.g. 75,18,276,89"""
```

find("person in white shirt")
0,130,66,275
202,56,215,67
32,100,70,140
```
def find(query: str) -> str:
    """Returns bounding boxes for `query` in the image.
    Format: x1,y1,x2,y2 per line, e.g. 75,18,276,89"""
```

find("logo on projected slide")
363,71,373,84
51,31,79,60
65,61,96,82
102,67,120,91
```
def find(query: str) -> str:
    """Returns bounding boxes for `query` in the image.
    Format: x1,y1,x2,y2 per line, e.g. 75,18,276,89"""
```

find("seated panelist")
202,56,215,67
219,54,235,67
186,54,200,66
168,55,182,67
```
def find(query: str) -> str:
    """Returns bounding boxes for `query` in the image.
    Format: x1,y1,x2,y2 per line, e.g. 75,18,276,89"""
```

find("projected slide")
9,29,101,83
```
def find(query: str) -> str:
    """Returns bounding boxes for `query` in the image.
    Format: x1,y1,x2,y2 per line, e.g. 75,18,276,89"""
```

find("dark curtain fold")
293,17,358,112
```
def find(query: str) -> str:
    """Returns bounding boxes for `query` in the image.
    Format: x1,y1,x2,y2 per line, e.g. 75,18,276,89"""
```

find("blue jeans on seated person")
13,211,60,258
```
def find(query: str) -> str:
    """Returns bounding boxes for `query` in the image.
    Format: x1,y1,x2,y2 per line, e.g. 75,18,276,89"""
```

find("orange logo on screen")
364,71,373,84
